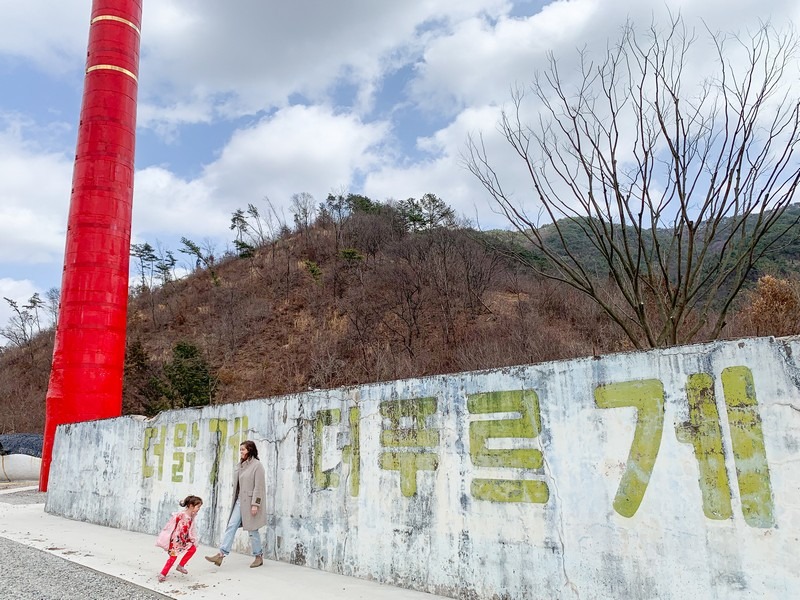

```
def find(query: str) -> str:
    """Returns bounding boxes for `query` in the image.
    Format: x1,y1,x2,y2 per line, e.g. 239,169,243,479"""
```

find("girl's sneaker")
157,574,167,582
176,566,188,574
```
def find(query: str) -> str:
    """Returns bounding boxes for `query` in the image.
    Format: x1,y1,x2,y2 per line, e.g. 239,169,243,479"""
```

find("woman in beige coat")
205,440,267,568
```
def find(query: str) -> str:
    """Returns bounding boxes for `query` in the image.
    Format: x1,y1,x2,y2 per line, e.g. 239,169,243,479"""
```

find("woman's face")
239,445,249,460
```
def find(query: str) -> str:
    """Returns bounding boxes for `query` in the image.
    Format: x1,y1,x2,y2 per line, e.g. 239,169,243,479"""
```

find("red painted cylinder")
40,0,143,491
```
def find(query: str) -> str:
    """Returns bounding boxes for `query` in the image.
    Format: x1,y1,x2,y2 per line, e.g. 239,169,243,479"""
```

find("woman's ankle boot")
205,552,224,566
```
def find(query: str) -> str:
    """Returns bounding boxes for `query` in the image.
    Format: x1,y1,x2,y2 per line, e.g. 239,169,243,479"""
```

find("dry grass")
2,226,797,434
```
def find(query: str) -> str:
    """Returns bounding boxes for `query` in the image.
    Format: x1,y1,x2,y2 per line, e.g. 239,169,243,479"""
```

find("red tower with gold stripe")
40,0,143,491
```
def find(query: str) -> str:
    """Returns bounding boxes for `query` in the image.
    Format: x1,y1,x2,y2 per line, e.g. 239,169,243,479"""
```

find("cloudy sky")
0,0,798,330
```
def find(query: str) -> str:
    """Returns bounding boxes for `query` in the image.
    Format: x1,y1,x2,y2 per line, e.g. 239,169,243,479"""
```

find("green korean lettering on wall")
468,389,549,504
599,367,775,527
208,416,249,485
721,367,775,527
171,421,200,483
313,409,341,490
142,425,166,480
312,407,361,496
139,366,777,528
594,379,665,518
677,368,775,527
143,416,248,485
676,373,733,520
379,397,439,497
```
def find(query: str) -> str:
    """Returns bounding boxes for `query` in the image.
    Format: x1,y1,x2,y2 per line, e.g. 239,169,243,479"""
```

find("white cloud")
0,118,72,265
364,105,527,229
132,167,218,238
370,0,800,227
138,0,512,125
411,0,600,113
0,0,89,72
133,104,391,241
203,105,390,200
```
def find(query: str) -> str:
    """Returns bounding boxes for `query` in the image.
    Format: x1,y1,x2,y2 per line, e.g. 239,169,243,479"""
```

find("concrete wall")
45,336,800,599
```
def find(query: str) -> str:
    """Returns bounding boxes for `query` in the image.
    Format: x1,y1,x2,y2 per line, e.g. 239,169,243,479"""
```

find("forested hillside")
1,194,799,433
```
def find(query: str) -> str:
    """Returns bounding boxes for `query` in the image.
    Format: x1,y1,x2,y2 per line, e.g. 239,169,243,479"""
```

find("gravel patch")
0,489,170,599
0,488,45,505
0,536,170,600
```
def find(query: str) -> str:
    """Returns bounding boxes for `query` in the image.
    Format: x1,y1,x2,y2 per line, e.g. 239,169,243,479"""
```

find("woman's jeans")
219,500,263,556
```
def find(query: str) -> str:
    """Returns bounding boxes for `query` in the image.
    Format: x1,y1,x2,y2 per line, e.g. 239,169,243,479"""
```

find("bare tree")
44,287,60,325
466,17,800,348
230,205,261,258
0,294,44,362
154,245,178,287
131,242,157,292
180,237,220,286
290,192,316,235
230,197,289,268
319,189,352,253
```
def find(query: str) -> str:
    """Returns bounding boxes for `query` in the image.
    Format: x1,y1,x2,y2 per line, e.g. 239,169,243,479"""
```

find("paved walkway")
0,483,449,600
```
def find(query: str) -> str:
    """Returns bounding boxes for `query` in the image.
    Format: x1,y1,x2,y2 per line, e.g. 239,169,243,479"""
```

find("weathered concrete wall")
45,336,800,598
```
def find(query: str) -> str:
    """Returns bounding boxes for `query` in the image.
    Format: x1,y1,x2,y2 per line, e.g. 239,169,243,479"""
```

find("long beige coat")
229,457,267,531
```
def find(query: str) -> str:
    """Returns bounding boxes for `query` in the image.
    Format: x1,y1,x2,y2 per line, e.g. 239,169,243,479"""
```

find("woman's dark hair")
241,440,259,461
179,495,203,508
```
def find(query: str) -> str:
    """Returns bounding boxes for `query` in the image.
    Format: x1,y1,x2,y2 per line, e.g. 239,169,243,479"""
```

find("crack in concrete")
774,402,800,414
775,340,800,394
542,452,580,600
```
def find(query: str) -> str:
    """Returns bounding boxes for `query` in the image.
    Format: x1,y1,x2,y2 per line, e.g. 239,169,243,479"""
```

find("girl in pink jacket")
156,495,203,582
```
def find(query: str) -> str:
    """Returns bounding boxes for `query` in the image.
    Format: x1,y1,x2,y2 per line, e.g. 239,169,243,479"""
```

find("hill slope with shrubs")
1,194,798,433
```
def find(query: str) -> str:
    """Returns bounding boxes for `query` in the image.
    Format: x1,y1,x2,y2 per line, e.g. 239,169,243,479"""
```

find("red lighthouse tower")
40,0,143,491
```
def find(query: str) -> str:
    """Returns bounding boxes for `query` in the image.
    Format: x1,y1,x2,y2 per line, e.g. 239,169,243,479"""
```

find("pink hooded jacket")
155,511,198,553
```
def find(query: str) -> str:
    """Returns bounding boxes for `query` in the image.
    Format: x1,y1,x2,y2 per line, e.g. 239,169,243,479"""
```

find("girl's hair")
179,495,203,508
241,440,259,461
